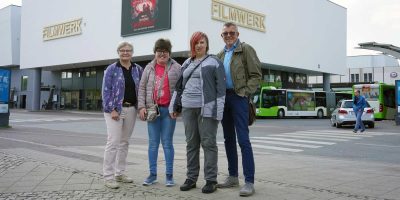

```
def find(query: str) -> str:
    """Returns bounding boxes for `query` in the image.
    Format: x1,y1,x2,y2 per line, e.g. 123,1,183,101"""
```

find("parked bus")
254,86,327,118
353,83,396,120
334,91,353,104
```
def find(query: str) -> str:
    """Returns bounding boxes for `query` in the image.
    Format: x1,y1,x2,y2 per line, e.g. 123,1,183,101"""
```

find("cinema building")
1,0,346,111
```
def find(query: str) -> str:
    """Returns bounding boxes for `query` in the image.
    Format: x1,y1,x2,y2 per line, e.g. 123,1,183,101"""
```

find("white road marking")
0,136,56,148
251,139,322,148
251,137,336,145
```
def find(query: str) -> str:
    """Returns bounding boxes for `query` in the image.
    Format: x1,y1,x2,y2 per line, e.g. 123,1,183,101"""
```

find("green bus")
353,83,396,120
254,86,327,118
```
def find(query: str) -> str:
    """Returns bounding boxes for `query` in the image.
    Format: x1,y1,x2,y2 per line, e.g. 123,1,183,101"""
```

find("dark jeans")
221,91,255,183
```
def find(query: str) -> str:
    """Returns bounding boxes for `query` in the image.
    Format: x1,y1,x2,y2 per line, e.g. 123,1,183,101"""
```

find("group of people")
101,22,262,197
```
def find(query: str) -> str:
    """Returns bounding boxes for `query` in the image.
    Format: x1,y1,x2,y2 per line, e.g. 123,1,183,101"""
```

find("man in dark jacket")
216,22,262,197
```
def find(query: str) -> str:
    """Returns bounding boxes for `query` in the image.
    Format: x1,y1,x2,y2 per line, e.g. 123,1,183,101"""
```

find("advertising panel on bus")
287,91,315,111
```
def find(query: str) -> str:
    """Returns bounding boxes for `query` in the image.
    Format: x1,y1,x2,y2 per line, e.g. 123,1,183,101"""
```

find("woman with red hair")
169,31,226,193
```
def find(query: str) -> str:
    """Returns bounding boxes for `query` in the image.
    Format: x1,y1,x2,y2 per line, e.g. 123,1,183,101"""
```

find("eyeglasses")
156,50,169,55
119,49,132,53
222,31,237,37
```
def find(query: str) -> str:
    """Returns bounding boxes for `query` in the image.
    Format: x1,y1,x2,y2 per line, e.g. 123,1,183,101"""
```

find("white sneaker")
104,180,120,189
239,182,255,196
115,174,133,183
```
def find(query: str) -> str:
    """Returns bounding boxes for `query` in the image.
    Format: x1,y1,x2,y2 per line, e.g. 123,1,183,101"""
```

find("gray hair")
223,22,238,31
117,41,134,53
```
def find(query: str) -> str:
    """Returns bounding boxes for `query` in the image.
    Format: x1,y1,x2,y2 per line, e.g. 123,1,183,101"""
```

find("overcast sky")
330,0,400,56
1,0,399,56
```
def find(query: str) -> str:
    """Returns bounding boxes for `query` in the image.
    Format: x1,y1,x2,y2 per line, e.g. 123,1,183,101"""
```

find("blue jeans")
221,91,255,183
354,110,365,131
147,106,176,175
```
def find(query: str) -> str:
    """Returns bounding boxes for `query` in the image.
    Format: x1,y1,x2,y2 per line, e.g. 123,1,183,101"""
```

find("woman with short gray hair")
102,41,143,189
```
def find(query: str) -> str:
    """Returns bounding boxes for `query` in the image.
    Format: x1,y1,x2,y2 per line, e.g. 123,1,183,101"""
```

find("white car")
330,100,375,128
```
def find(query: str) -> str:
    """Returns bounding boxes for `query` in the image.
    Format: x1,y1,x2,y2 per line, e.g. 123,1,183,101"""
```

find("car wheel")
369,123,375,128
331,119,336,127
277,109,285,119
336,122,342,128
317,109,324,119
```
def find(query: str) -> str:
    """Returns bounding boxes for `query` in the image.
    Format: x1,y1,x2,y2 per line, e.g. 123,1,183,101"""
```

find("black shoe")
353,129,357,133
360,129,365,133
180,179,196,191
202,181,217,194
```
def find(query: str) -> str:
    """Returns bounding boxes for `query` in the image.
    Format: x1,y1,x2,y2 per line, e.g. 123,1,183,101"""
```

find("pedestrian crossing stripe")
301,130,394,136
250,139,322,148
268,134,349,141
296,131,373,138
277,132,364,139
53,129,390,155
251,136,336,145
10,117,103,123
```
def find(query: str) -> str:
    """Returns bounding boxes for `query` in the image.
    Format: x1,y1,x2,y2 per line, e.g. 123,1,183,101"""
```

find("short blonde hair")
117,41,134,53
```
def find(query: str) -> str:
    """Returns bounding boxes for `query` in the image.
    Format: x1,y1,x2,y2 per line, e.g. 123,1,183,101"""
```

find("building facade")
1,0,346,111
308,55,400,90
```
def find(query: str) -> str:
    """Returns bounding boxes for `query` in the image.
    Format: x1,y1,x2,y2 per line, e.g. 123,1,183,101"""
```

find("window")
61,72,72,79
355,74,359,82
90,70,96,76
262,90,286,108
21,76,28,91
351,74,355,82
275,74,281,82
363,73,372,82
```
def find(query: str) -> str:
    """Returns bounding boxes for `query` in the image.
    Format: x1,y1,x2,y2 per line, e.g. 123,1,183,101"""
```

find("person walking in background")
353,90,367,133
170,31,225,194
102,41,143,189
138,38,181,187
216,22,262,197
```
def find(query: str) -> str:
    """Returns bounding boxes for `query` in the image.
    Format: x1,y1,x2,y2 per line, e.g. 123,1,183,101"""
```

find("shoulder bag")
146,62,170,121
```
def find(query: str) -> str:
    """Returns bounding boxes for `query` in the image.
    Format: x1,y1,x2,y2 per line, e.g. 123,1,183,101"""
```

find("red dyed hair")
190,31,209,58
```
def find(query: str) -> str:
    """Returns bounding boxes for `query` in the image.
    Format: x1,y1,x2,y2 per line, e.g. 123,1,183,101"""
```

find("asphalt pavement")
0,109,399,200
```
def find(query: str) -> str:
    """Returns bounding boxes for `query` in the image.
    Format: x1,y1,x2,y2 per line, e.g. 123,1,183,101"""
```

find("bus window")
315,92,327,107
383,88,395,108
261,90,285,108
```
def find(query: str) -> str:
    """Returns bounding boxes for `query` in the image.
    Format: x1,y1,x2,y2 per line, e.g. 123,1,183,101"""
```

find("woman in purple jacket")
102,41,143,189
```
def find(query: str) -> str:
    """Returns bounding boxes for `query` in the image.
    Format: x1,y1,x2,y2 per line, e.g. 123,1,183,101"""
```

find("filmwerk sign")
212,0,266,32
43,18,82,41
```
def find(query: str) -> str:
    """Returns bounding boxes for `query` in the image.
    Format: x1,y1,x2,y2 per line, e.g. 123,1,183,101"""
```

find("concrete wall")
0,5,20,67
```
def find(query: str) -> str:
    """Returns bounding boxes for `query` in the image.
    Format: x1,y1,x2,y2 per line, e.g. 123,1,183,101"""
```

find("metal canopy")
358,42,400,59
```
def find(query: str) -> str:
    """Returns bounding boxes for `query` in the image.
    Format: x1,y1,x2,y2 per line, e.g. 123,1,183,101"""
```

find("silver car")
330,100,375,128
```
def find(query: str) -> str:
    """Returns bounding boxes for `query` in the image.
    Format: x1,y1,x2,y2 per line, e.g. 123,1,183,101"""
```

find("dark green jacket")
217,41,262,97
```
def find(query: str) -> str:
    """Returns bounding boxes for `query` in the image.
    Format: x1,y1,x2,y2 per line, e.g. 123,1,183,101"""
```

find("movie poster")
121,0,171,36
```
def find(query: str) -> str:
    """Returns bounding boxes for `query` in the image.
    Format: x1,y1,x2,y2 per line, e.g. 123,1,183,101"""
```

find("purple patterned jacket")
102,61,143,113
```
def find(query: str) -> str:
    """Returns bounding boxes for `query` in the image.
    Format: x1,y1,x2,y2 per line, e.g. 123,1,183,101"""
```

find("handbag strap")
152,61,171,104
183,55,210,88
